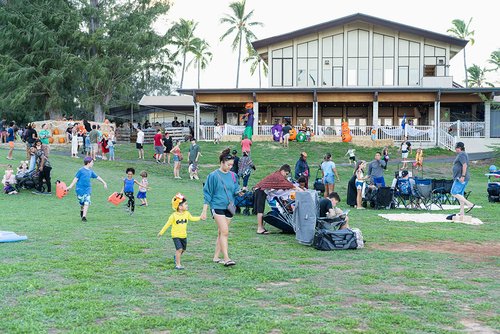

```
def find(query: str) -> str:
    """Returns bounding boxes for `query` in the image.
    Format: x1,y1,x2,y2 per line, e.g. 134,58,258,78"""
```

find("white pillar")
313,101,319,135
372,100,379,128
456,120,461,139
485,100,491,138
253,101,259,136
434,101,438,146
194,102,200,140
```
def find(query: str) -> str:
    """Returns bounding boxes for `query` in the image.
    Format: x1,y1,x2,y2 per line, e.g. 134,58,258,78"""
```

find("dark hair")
219,148,234,163
126,167,135,175
325,153,332,159
140,170,147,177
279,164,291,173
328,192,341,202
92,124,97,129
401,170,409,177
297,176,307,184
232,149,238,155
375,151,382,155
9,121,14,127
242,151,249,156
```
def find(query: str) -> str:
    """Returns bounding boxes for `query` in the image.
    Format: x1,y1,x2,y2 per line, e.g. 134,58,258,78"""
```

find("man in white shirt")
136,128,145,160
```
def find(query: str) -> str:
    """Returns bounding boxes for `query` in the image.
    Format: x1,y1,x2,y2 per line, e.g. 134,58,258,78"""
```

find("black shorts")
172,238,187,250
349,156,356,161
211,209,234,218
253,188,267,214
136,143,143,149
165,147,172,153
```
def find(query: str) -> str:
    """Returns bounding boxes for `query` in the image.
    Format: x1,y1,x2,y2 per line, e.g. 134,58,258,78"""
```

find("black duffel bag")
313,228,359,250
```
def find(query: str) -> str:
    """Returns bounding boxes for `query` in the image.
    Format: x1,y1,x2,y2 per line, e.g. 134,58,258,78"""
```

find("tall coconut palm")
169,18,199,89
447,18,475,88
467,64,494,87
220,0,263,88
187,39,213,89
488,49,500,71
243,46,268,88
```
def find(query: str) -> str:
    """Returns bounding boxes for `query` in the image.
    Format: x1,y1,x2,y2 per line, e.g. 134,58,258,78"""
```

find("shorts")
173,155,180,162
283,133,290,140
451,179,468,196
164,147,172,153
372,176,386,187
323,174,335,185
136,143,143,149
211,208,234,219
253,188,267,214
137,191,147,199
8,141,14,148
402,151,409,159
355,181,364,190
91,143,98,153
77,193,91,206
154,146,163,154
349,156,356,161
173,237,187,250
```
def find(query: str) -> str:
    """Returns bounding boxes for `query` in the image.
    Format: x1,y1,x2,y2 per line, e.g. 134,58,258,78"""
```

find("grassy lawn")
1,141,498,333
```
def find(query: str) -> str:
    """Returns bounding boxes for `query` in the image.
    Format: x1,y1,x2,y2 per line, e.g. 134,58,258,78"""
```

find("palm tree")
488,49,500,71
447,18,475,88
169,19,199,89
243,46,268,88
187,39,213,89
467,64,493,87
220,0,263,88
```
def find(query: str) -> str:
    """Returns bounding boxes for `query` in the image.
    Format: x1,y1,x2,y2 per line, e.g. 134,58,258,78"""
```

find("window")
347,30,369,86
297,40,318,87
398,39,420,86
272,46,293,86
373,33,394,86
322,33,344,86
424,44,446,77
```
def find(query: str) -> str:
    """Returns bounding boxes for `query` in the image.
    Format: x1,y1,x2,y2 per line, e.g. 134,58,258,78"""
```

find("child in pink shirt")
241,135,252,154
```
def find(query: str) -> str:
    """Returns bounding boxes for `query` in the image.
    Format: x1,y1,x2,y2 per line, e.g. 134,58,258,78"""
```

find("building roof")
252,13,468,50
139,95,195,107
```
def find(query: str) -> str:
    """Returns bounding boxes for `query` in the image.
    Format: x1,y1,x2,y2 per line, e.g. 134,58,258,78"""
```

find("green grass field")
1,141,498,334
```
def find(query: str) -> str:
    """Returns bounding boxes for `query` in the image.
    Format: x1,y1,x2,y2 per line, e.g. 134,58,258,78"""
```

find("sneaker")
32,190,43,195
129,210,134,216
82,216,87,222
174,265,184,270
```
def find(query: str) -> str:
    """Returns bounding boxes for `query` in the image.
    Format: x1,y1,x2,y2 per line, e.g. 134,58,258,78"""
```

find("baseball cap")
455,141,465,149
401,170,409,177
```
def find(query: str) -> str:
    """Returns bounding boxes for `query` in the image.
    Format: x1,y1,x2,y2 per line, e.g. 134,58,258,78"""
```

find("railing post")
485,100,491,139
456,120,461,139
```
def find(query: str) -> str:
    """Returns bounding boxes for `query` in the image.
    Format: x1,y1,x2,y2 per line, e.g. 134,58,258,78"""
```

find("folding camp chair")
413,178,439,210
395,178,417,209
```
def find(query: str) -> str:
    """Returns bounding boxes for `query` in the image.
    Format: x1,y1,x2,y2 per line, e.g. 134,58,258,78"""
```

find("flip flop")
465,204,475,214
224,260,236,267
212,259,224,264
257,230,269,235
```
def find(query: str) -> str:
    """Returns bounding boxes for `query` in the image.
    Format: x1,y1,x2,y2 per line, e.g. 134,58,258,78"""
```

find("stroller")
486,168,500,202
262,196,295,234
234,190,255,215
363,186,395,209
15,169,45,192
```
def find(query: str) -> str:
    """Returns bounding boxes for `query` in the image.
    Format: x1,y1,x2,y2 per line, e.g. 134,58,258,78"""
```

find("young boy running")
67,157,107,222
157,193,204,270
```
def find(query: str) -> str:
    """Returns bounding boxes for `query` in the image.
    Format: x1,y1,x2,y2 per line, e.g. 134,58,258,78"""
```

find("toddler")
2,165,17,195
121,167,143,215
157,193,203,270
137,170,149,206
414,148,424,171
107,135,115,161
189,163,199,180
345,148,356,165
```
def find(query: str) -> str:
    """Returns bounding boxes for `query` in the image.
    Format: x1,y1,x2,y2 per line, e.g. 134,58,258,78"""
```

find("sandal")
212,259,224,264
224,260,236,267
465,204,475,214
257,230,269,235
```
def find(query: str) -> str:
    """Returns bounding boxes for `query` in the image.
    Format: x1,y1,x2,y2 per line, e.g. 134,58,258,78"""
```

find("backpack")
398,179,411,195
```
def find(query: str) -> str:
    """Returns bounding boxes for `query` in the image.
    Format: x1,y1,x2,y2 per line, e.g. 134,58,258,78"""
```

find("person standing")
294,152,310,188
230,150,239,176
71,125,79,158
240,135,252,154
23,123,38,160
399,137,412,170
188,138,201,166
6,121,15,160
201,149,240,267
282,122,292,148
171,140,182,179
451,142,475,217
162,132,173,164
321,153,340,197
88,125,99,160
368,152,387,188
33,141,52,195
136,127,145,160
38,123,51,157
238,151,256,191
153,129,163,163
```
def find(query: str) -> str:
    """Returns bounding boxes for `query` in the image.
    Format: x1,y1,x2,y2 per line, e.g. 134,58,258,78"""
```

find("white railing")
224,124,245,136
317,125,341,136
258,125,273,136
349,126,372,137
199,125,214,141
378,125,434,142
439,128,456,151
459,122,485,138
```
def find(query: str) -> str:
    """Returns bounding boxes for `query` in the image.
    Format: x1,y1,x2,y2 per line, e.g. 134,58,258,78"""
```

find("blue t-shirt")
75,167,98,196
321,160,335,177
7,128,15,142
85,136,91,146
203,170,239,210
124,178,135,193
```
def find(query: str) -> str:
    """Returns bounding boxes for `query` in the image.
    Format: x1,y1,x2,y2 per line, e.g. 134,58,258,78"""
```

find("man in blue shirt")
6,121,15,160
67,157,107,222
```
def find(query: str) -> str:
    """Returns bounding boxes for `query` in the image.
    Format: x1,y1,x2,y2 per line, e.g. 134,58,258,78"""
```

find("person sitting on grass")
2,164,17,195
157,193,204,270
67,157,108,222
319,192,349,229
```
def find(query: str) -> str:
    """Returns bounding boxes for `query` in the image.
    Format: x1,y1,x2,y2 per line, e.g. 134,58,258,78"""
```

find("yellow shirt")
158,211,200,238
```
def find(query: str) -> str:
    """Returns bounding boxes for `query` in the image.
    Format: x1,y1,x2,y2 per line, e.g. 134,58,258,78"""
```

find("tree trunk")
197,61,201,88
48,108,62,120
258,60,262,88
236,32,242,88
463,48,468,88
94,102,105,122
180,51,187,89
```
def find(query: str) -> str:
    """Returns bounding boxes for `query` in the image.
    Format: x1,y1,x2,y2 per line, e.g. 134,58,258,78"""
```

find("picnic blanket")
378,213,484,226
0,231,28,243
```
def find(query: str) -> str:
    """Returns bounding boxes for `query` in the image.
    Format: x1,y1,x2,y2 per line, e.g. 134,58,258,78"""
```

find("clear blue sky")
160,0,500,89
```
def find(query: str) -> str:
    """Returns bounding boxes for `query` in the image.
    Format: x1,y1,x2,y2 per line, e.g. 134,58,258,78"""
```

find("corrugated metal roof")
252,13,468,50
139,95,194,107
